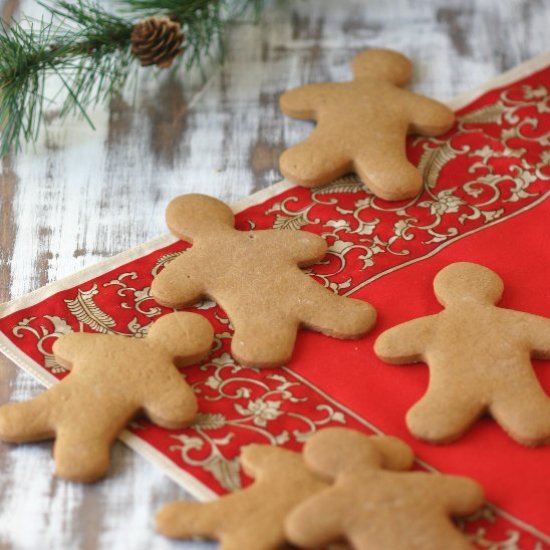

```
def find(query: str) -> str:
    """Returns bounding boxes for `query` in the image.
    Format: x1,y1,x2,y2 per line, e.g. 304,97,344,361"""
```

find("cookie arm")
524,313,550,359
282,230,328,267
407,93,455,136
279,83,339,119
239,444,277,479
0,391,56,442
52,332,93,369
150,260,206,308
156,500,222,540
374,316,436,363
369,435,414,471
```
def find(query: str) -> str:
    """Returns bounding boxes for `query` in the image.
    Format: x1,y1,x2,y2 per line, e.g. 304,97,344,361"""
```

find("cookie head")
303,428,386,480
434,262,504,307
351,48,412,85
146,312,214,364
166,194,235,242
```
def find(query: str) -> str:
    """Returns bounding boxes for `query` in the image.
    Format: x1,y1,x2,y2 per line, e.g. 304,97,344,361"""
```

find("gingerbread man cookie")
286,428,484,550
156,435,413,549
0,312,213,482
151,194,376,368
279,48,455,200
375,262,550,446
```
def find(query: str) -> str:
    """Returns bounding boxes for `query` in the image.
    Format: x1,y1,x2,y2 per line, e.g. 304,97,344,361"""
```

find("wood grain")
0,0,549,548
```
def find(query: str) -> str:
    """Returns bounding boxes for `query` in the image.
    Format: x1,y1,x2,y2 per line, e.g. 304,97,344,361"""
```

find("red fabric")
1,65,550,547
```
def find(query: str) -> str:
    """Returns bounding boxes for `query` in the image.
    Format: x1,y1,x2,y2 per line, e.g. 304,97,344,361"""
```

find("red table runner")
1,54,549,548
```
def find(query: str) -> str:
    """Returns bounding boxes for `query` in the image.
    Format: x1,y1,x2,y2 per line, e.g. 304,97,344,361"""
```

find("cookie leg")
280,132,353,187
412,519,475,550
434,475,484,517
286,493,344,548
219,531,283,550
0,394,55,442
299,282,376,338
348,528,433,550
156,500,219,540
350,514,472,550
490,381,550,446
53,430,112,482
354,143,423,201
231,318,299,368
407,388,484,443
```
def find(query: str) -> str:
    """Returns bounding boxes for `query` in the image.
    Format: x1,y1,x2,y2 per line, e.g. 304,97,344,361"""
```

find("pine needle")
0,0,265,158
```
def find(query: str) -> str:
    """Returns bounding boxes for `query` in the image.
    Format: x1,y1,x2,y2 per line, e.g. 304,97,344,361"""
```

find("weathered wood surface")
0,0,549,548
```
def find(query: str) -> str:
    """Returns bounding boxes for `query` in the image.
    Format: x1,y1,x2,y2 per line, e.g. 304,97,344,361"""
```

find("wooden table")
0,0,548,548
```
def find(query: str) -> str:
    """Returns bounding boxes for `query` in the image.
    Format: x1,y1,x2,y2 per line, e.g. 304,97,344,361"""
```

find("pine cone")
131,16,185,69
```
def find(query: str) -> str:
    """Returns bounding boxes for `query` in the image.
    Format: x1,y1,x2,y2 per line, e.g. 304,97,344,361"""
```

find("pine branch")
0,0,265,158
0,1,134,157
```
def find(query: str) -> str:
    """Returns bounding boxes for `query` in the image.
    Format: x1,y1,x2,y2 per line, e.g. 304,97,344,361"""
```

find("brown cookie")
151,194,376,368
285,427,484,550
374,262,550,446
156,434,412,549
279,48,455,200
0,312,213,482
